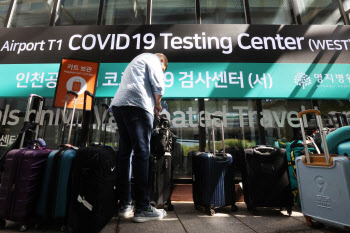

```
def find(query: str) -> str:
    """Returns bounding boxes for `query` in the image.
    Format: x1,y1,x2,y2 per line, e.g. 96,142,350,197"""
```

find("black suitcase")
68,92,117,233
241,145,293,215
149,152,174,211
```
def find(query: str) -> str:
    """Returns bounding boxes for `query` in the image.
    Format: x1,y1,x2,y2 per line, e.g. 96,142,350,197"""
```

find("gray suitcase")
296,109,350,230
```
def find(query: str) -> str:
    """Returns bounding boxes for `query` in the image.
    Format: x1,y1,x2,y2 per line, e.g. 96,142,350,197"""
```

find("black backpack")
151,114,174,155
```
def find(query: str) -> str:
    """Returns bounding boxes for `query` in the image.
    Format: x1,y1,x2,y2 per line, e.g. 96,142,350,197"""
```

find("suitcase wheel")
167,203,174,211
0,219,5,229
19,224,27,232
60,224,66,232
304,215,323,228
231,205,238,212
205,207,215,216
247,204,254,211
194,204,201,210
287,207,292,216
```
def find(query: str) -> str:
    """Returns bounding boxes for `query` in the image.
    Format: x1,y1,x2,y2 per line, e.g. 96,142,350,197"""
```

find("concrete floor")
2,202,348,233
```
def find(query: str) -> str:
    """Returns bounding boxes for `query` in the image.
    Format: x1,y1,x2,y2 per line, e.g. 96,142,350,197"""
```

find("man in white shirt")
110,53,168,223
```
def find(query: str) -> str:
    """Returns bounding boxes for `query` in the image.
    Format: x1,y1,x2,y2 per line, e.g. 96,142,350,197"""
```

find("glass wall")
0,97,349,179
54,0,100,26
248,0,294,24
296,0,343,25
0,0,10,27
8,0,54,27
103,0,147,25
152,0,196,24
201,0,245,24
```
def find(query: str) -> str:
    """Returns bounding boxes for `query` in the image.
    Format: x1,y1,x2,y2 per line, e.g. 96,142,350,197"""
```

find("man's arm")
154,94,162,115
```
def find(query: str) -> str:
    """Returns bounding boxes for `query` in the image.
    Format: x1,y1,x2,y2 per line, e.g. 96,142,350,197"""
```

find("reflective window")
248,0,294,25
103,0,147,25
8,0,53,27
55,0,100,26
0,0,10,27
152,0,196,24
201,0,245,24
1,97,349,180
260,99,314,146
296,0,343,25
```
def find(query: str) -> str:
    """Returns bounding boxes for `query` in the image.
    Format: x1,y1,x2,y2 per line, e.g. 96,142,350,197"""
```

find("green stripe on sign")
1,63,350,99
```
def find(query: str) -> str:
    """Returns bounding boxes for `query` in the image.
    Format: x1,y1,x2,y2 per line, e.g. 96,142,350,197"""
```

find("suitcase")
192,114,236,216
68,91,117,233
296,109,350,229
337,141,350,157
325,126,350,154
0,94,51,232
36,91,79,231
286,139,318,205
241,145,293,215
149,152,174,211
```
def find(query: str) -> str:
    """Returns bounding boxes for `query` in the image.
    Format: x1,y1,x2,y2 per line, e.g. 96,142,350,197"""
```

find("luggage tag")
77,195,93,211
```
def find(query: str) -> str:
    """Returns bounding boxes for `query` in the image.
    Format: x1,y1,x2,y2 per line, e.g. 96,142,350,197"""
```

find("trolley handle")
298,109,320,118
20,94,45,148
210,114,223,120
210,114,225,157
81,91,95,147
29,94,44,101
67,91,78,98
61,91,79,145
297,109,330,165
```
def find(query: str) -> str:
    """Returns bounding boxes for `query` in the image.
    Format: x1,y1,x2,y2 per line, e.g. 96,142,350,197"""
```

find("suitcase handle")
210,114,225,157
20,94,45,148
81,91,95,147
298,109,330,165
61,91,78,145
100,104,110,145
298,109,321,118
252,146,275,156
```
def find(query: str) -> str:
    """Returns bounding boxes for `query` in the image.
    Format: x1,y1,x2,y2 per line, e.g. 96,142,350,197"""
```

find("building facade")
0,0,350,180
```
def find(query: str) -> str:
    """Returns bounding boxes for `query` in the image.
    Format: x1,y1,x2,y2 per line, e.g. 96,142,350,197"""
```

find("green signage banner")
1,63,349,99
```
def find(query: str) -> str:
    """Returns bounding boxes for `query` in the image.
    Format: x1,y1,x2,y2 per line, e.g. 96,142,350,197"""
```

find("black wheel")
194,204,201,210
247,204,254,211
0,219,5,229
19,224,27,232
60,225,65,232
66,226,73,233
167,204,174,211
231,205,238,212
287,207,292,216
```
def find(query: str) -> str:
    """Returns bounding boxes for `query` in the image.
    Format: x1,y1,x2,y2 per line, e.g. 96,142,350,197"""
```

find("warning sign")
54,58,98,110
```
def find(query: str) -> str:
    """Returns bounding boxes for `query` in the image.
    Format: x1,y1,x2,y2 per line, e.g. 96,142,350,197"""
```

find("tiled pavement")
2,202,348,233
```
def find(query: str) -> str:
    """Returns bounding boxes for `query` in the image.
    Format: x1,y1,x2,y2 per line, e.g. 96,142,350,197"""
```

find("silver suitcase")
296,109,350,230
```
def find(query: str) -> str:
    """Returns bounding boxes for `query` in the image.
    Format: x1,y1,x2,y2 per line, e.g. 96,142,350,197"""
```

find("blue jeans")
112,106,153,210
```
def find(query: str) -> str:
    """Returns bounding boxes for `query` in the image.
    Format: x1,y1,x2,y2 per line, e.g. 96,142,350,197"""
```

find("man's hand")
154,105,162,115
